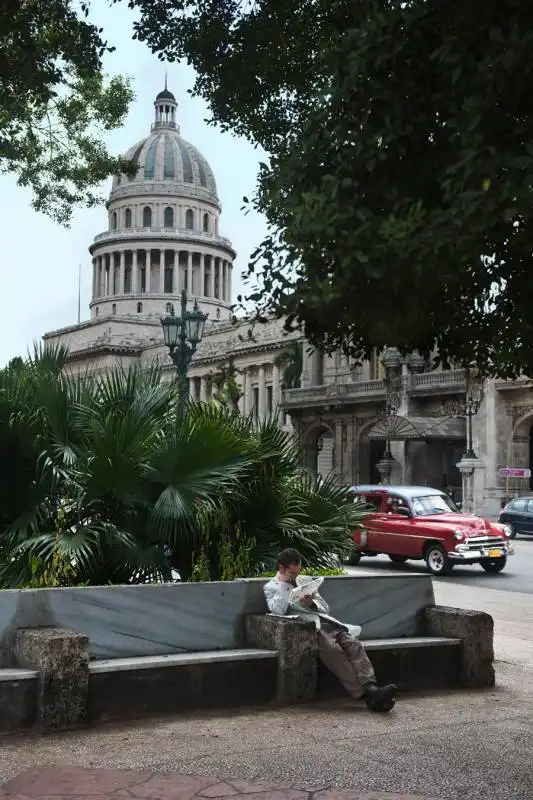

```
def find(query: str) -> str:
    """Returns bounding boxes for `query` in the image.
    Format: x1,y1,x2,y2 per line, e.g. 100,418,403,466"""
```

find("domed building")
43,84,300,423
43,84,532,519
90,86,234,322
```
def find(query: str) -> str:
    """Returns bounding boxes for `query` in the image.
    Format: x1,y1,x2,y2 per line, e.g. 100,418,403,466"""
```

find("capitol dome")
88,85,235,324
110,88,219,207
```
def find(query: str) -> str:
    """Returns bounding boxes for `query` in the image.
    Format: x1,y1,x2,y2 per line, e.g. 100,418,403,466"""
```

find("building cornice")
89,228,236,259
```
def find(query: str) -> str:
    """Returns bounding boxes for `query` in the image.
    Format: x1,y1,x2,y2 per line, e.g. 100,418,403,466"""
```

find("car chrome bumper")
449,545,514,562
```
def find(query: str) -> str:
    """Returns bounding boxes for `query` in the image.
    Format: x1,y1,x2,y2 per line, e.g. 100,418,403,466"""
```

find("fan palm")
0,348,366,586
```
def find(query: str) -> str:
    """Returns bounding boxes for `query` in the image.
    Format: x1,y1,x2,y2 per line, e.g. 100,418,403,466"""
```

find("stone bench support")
420,606,495,688
14,627,90,731
244,615,318,704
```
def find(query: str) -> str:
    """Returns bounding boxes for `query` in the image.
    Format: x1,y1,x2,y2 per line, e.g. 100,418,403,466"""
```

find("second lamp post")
160,289,208,409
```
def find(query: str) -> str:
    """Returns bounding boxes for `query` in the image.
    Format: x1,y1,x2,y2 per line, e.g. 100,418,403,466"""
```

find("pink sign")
498,467,532,479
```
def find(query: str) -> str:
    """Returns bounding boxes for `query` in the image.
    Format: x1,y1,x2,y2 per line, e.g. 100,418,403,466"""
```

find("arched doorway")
301,424,335,478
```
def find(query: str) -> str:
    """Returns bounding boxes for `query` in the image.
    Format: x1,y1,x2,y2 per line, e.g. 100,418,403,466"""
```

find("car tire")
481,556,507,573
388,555,408,564
348,550,362,566
424,544,454,576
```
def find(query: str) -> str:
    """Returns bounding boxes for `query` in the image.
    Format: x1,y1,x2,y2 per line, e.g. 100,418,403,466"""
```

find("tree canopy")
1,0,134,223
123,0,533,377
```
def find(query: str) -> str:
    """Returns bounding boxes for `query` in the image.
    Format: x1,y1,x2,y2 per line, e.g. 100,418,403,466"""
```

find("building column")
210,257,215,298
187,251,193,295
119,251,125,295
131,249,138,293
239,368,247,414
200,376,207,402
176,250,183,294
159,250,165,292
272,363,281,422
228,263,232,302
99,257,103,297
92,259,97,299
258,365,266,421
145,249,151,293
200,255,206,297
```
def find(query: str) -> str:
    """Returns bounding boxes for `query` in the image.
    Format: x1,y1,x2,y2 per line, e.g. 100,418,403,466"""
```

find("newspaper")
289,576,324,604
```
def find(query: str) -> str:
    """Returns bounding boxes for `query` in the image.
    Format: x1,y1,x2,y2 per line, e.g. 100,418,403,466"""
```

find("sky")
0,2,268,367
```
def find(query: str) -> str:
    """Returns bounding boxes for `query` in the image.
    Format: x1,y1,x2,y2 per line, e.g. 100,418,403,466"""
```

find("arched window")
95,307,99,317
111,211,117,230
142,206,152,227
137,301,143,313
165,302,174,313
185,209,194,230
202,213,209,232
125,208,132,228
112,303,117,315
164,207,174,228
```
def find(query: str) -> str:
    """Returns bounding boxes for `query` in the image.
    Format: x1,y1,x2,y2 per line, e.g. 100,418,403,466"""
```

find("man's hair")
276,548,302,568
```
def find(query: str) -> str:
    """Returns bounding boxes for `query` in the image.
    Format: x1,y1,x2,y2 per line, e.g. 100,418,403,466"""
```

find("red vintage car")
349,485,514,576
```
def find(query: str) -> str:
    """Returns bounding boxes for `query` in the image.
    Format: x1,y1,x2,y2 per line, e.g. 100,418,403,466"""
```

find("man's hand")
299,595,314,607
278,571,293,582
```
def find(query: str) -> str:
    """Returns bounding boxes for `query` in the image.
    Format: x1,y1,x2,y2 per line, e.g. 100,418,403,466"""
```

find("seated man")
264,548,397,712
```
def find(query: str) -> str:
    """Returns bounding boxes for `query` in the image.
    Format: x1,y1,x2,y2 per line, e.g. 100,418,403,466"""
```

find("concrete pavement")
3,554,533,800
0,661,531,800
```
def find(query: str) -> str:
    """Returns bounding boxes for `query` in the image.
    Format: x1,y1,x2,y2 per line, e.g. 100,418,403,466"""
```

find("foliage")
122,0,533,378
0,0,134,223
0,348,365,586
206,357,242,411
260,567,346,578
274,341,303,389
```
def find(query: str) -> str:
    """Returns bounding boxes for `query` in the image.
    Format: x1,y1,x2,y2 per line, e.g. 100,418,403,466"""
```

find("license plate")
488,549,502,558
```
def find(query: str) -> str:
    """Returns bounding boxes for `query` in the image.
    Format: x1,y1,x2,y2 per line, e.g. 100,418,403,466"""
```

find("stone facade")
42,84,533,517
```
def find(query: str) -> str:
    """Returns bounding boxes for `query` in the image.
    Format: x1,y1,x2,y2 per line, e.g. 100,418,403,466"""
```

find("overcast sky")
0,2,267,366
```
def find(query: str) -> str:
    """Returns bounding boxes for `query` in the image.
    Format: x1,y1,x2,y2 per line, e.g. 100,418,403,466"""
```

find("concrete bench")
244,605,494,704
0,575,495,731
88,648,278,722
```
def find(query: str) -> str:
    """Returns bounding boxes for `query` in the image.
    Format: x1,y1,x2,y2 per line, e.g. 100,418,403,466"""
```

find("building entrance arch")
301,422,335,478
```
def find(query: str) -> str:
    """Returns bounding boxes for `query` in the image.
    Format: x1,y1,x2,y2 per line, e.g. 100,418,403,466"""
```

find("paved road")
348,535,533,669
347,534,533,593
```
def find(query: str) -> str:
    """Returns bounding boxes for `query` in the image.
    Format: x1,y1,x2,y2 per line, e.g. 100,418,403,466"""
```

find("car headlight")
503,525,512,538
454,530,464,540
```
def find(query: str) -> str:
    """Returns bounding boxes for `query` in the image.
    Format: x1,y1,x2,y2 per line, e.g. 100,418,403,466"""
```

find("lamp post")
376,348,403,484
463,367,484,459
453,366,484,513
160,289,208,410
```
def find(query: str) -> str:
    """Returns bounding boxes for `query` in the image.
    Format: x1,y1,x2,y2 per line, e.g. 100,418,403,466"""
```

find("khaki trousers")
318,623,376,700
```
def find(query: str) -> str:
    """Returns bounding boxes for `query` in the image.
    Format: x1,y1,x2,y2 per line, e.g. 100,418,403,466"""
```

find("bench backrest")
0,574,435,664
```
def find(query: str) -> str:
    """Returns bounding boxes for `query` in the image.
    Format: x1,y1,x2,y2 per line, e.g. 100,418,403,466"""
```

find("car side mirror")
455,501,462,510
397,507,411,517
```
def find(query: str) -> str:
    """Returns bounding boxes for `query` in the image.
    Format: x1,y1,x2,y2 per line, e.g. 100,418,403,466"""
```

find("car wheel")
348,549,362,566
481,556,507,573
388,555,408,564
424,544,454,576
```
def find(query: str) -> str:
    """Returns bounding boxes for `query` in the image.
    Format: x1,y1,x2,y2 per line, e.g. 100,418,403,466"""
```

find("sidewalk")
1,660,532,800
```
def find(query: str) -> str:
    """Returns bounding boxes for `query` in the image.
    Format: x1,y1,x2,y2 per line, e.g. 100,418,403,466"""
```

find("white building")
44,85,533,517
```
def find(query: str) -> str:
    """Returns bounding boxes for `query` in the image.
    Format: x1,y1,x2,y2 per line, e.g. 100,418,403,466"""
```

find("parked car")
349,485,514,576
498,497,533,538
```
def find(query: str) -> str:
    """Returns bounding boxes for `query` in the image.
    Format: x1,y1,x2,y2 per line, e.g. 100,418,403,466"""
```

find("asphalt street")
349,534,533,670
348,534,533,593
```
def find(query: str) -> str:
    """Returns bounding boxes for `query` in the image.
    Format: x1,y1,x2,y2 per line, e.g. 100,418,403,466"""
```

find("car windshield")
411,494,457,516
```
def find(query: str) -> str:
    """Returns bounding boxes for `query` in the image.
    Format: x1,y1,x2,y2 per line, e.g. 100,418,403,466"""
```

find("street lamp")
376,348,403,484
463,367,484,458
160,289,208,408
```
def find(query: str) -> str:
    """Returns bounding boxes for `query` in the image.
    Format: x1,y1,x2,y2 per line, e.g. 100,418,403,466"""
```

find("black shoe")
364,682,397,712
